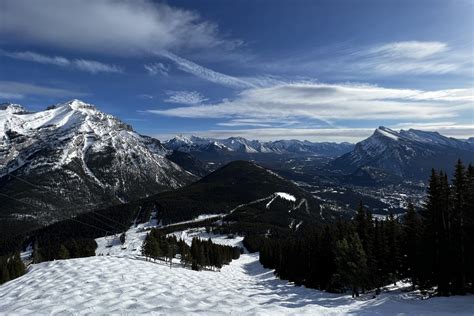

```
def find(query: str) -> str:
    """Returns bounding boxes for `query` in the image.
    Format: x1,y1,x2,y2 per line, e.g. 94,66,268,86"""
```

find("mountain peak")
0,103,26,114
63,99,97,111
374,126,399,140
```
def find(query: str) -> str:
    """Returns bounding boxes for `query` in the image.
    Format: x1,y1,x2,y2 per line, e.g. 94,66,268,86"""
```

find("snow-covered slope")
164,135,354,157
1,237,473,314
0,100,195,226
331,126,474,180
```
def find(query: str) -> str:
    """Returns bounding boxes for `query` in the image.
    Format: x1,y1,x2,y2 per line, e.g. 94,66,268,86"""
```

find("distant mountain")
0,100,196,231
164,135,354,157
331,126,474,180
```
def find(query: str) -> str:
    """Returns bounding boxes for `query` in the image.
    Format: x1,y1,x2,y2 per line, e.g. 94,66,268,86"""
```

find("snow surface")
266,192,296,208
2,251,473,314
7,214,474,314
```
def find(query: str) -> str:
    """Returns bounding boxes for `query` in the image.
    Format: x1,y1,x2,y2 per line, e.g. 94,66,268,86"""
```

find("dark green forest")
142,229,241,270
245,160,474,297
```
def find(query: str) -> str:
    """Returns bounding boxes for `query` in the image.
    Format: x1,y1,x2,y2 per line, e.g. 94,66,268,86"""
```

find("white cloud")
161,52,254,89
369,41,448,59
144,63,170,76
217,118,301,127
148,82,473,122
356,41,469,76
1,49,123,74
1,0,237,56
261,41,472,77
153,124,474,143
164,90,208,105
73,59,122,74
0,81,87,99
0,50,70,67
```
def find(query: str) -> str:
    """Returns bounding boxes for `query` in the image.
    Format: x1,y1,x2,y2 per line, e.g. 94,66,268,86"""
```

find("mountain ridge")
164,134,354,157
0,99,196,233
331,126,474,180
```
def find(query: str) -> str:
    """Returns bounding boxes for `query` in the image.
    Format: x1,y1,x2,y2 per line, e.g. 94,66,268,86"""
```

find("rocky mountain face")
164,135,354,157
0,100,196,230
331,126,474,180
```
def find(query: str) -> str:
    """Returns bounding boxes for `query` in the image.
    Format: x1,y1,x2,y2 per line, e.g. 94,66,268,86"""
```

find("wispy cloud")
216,118,301,127
147,82,473,124
1,50,70,66
368,41,448,59
261,41,472,77
164,90,208,105
161,52,254,89
1,0,240,55
153,124,474,143
359,41,463,75
73,59,122,74
0,81,87,99
144,63,170,76
1,49,123,74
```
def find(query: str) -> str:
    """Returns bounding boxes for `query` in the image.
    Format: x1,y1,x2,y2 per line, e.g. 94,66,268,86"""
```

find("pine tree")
402,201,421,289
386,213,402,285
451,160,467,294
334,233,368,297
466,164,474,292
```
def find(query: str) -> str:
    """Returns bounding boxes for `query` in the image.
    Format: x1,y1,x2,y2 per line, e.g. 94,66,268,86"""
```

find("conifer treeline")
0,253,26,285
250,160,474,297
142,229,241,270
32,239,97,263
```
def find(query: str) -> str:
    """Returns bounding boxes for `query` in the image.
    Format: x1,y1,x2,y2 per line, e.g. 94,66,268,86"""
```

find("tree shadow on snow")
241,255,409,312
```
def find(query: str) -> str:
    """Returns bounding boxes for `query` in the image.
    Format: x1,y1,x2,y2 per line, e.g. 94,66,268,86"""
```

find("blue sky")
1,0,473,142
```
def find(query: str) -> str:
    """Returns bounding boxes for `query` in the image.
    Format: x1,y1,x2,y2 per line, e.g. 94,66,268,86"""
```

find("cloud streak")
261,41,472,77
1,49,123,74
161,52,254,89
153,124,474,143
147,82,473,123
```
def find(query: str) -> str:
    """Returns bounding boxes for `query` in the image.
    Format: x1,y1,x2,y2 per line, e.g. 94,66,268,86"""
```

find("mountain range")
164,135,355,157
1,99,473,235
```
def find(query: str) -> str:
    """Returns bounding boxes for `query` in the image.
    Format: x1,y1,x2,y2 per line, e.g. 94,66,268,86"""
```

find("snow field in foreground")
1,250,474,314
5,216,474,315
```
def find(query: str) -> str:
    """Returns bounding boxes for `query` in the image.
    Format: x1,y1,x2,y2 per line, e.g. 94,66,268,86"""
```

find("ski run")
1,209,473,315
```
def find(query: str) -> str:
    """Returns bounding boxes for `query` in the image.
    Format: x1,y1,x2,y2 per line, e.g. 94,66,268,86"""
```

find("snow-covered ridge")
0,100,194,223
164,134,354,156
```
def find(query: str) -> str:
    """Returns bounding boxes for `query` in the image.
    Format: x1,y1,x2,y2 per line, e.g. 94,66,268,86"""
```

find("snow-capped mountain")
331,126,474,180
164,135,354,157
0,100,196,226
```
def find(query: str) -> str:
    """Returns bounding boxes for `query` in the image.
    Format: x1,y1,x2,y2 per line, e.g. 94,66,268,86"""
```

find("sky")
0,0,473,143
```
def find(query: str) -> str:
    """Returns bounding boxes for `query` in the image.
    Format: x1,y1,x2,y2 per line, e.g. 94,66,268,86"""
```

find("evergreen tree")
402,201,421,288
465,164,474,292
334,233,368,298
451,160,467,294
